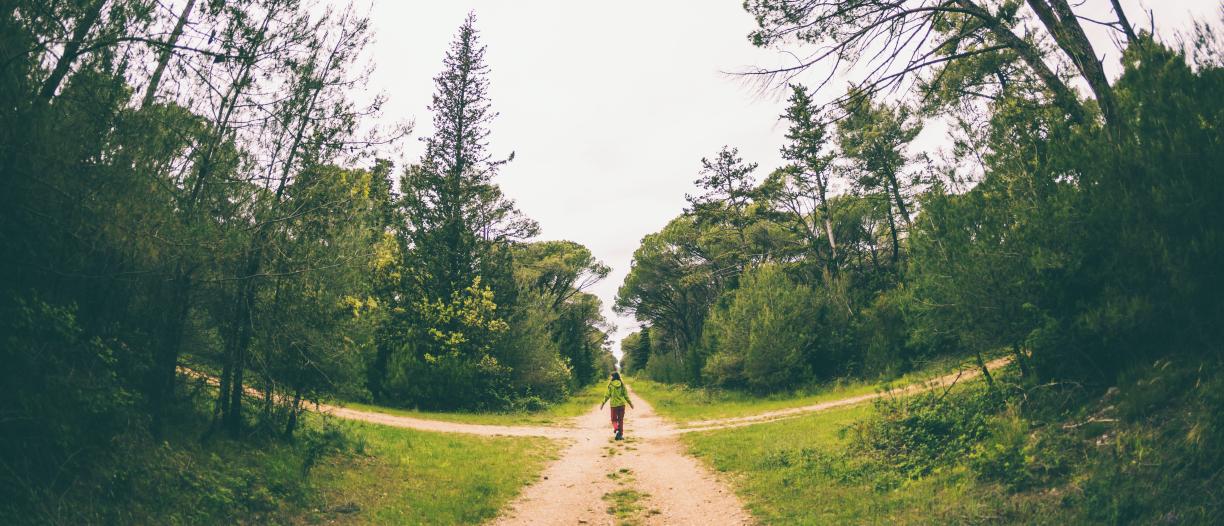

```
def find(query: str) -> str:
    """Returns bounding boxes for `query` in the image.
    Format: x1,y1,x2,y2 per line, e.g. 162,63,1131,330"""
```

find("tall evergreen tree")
775,84,839,273
403,12,537,304
385,12,538,408
836,93,922,263
686,146,758,246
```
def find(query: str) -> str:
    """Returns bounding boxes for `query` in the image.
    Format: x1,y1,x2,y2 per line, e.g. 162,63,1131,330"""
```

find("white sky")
351,1,1220,356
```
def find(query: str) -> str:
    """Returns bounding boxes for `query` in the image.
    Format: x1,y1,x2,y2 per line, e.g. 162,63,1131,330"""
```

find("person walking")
600,372,634,440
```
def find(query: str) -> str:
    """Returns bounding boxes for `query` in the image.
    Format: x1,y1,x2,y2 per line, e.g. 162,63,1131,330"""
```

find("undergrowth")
683,356,1224,524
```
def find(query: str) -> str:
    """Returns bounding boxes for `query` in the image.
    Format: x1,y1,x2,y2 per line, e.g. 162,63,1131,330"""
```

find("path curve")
678,356,1012,433
319,404,574,438
182,357,1009,439
177,366,571,438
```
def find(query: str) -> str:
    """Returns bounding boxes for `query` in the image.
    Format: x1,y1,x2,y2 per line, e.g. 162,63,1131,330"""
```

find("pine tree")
402,12,537,304
390,12,538,408
778,84,839,270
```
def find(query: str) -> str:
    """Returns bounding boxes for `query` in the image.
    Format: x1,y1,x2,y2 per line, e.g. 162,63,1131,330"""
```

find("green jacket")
604,379,631,408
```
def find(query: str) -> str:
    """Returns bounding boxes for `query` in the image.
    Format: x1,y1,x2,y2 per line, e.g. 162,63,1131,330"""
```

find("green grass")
304,416,558,525
630,353,995,424
603,488,650,526
35,376,562,525
677,358,1224,525
600,467,657,526
680,387,1018,525
341,381,606,426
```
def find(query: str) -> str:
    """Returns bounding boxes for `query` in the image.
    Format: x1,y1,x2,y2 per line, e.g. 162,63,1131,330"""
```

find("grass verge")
340,381,606,427
680,358,1224,524
1,379,559,525
304,416,557,524
680,380,1018,524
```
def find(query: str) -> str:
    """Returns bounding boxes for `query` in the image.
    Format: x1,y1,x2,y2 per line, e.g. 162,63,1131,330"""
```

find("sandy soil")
319,404,574,438
490,390,752,526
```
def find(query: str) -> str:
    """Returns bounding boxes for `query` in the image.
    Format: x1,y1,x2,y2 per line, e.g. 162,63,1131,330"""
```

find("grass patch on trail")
305,417,557,525
342,381,606,426
601,467,656,526
603,489,650,526
630,352,996,424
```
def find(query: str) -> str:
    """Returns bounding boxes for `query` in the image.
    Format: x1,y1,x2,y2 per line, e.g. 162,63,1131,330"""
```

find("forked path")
490,389,751,526
312,357,1011,439
202,358,1008,525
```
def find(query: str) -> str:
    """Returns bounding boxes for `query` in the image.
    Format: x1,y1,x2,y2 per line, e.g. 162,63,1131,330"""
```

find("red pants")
610,405,626,433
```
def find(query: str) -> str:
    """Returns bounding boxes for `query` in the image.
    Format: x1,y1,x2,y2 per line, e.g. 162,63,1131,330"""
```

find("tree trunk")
37,0,109,105
222,252,259,437
218,34,329,436
954,0,1088,124
884,197,900,263
1011,343,1031,379
815,178,839,269
369,341,391,401
284,387,302,439
1025,0,1118,129
1109,0,1139,43
141,0,197,108
148,267,192,438
885,170,913,229
976,351,997,391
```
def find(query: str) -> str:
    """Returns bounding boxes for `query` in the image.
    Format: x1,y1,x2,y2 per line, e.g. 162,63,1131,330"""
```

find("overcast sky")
352,1,1220,356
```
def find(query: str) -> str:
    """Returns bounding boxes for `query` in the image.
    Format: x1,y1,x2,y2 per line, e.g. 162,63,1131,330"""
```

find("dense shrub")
701,264,864,392
849,381,1005,478
385,351,514,411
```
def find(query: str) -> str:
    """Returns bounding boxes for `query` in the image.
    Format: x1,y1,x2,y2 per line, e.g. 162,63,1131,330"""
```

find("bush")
967,407,1074,491
701,265,820,392
385,351,513,411
850,382,1004,478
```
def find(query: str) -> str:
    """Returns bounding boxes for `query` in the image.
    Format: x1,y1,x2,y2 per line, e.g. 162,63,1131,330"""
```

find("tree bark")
1011,343,1031,379
37,0,109,105
221,243,261,437
953,0,1088,124
1109,0,1139,44
141,0,197,108
148,267,191,438
283,387,302,439
885,170,913,229
1025,0,1118,129
884,196,900,263
976,351,997,391
815,177,839,268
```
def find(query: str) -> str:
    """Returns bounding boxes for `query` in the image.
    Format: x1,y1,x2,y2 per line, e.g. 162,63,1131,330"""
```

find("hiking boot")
615,431,623,440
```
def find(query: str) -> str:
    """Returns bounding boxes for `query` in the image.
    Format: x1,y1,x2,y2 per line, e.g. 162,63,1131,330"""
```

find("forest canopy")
0,3,611,520
619,1,1224,393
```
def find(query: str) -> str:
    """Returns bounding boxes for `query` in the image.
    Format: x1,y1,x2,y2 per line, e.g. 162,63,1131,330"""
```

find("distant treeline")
0,1,610,519
618,3,1224,393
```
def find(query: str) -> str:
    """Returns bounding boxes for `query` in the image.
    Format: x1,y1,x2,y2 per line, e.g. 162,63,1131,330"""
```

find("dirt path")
319,404,573,438
490,390,751,526
181,357,1010,525
307,357,1011,439
178,366,571,438
678,356,1012,433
